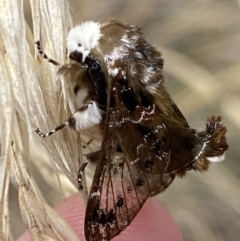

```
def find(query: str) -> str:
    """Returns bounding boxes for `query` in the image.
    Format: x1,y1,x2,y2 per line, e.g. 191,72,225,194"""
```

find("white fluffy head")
67,21,102,63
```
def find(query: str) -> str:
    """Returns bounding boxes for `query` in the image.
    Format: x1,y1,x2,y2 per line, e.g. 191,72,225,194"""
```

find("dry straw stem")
0,0,85,240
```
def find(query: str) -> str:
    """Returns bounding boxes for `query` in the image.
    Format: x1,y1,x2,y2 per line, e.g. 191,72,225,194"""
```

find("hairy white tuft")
67,21,102,62
207,153,225,163
108,67,120,77
73,101,102,131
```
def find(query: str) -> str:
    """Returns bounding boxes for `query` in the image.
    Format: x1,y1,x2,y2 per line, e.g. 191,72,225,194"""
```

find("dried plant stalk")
0,0,85,240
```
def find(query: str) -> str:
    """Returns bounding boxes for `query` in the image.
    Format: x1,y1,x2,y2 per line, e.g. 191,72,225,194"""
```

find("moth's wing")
84,123,170,241
170,101,189,127
85,80,170,241
153,87,198,173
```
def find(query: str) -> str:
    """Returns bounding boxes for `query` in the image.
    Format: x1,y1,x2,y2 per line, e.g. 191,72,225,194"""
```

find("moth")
36,20,228,241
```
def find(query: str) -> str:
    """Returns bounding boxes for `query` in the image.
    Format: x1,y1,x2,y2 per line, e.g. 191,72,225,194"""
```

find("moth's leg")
35,121,69,138
77,159,89,190
36,100,102,137
68,101,102,132
35,41,61,66
77,150,100,190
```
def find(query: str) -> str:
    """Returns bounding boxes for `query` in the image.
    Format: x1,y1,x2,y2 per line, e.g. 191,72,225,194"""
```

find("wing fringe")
177,116,228,177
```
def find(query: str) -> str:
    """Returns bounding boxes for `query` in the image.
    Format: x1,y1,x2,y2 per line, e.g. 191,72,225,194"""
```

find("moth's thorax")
67,20,164,95
97,21,164,93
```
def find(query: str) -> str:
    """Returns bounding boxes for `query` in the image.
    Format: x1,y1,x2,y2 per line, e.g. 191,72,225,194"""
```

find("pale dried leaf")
0,0,86,240
0,156,10,241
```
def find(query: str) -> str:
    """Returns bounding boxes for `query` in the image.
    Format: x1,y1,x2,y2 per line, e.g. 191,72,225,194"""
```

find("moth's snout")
69,51,83,63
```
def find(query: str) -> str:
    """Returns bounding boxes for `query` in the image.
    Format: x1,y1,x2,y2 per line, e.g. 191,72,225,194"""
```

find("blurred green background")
11,0,240,240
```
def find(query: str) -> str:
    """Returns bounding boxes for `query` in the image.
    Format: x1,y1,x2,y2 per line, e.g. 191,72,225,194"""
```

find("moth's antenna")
35,41,61,66
35,122,69,138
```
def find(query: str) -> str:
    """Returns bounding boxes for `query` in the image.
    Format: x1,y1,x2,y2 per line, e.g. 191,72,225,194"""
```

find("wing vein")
125,160,141,207
121,163,130,222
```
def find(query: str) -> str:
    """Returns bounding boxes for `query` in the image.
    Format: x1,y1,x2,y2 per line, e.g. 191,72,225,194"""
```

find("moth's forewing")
84,79,171,241
152,88,198,173
84,126,167,240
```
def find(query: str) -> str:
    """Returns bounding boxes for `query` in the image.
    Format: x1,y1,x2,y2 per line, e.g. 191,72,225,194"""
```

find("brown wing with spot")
152,86,198,173
84,77,173,241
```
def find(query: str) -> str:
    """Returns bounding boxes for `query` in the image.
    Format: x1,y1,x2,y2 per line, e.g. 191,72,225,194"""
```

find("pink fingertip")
17,193,182,241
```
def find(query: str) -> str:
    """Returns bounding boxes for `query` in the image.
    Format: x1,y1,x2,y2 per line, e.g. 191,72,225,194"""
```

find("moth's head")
67,21,102,64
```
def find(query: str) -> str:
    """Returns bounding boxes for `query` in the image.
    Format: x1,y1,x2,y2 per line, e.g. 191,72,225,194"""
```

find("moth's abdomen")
172,116,228,177
192,116,228,169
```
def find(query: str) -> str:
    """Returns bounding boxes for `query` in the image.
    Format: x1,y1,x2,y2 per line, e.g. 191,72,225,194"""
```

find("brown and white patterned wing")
84,74,172,240
84,121,169,241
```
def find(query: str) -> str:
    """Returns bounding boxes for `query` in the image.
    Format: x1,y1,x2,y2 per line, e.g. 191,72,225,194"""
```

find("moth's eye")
78,43,82,47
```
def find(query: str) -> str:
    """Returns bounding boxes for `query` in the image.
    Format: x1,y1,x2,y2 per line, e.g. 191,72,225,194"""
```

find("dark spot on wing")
99,211,107,225
119,162,124,168
138,125,152,138
91,206,100,225
121,86,138,110
136,177,145,187
140,92,153,108
116,145,123,153
127,186,132,193
109,163,118,175
138,125,162,156
90,207,116,226
116,196,124,208
119,79,138,111
106,209,116,224
113,167,118,175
